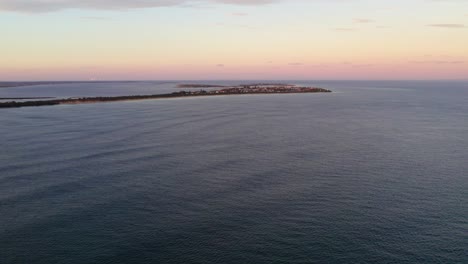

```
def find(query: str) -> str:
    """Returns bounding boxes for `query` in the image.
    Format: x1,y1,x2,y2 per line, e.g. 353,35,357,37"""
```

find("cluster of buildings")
174,85,331,95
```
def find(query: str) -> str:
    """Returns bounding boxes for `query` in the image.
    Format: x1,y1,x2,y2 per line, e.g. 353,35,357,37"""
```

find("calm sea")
1,81,467,263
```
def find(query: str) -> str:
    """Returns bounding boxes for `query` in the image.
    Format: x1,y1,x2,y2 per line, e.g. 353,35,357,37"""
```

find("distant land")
0,81,92,88
177,83,296,88
0,81,173,88
0,83,331,109
0,97,55,100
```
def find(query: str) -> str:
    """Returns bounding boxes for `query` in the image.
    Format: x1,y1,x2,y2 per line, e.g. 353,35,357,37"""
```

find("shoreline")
0,88,332,109
0,97,56,100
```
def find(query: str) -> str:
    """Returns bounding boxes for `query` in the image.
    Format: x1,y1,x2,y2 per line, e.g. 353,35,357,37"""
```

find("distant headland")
0,81,99,88
0,83,331,109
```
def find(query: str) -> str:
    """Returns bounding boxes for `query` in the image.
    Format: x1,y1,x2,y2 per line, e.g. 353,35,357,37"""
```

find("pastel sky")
1,0,467,80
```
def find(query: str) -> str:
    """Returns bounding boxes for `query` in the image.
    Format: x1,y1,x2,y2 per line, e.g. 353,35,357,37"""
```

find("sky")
1,0,467,80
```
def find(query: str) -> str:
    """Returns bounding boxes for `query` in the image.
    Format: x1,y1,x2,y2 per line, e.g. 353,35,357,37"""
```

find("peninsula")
0,84,331,109
176,83,295,88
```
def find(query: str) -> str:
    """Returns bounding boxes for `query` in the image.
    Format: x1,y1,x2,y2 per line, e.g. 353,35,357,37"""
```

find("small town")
174,84,331,95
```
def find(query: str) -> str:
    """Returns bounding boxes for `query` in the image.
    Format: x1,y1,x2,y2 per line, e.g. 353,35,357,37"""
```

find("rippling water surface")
1,81,467,263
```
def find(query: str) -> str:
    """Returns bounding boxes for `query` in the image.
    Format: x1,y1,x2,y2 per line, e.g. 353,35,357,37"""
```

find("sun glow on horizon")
1,0,467,80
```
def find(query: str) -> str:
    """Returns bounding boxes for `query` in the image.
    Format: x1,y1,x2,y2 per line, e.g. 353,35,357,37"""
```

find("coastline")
0,87,332,109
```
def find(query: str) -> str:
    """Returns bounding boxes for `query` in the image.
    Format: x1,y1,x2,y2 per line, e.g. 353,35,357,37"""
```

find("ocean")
1,81,467,263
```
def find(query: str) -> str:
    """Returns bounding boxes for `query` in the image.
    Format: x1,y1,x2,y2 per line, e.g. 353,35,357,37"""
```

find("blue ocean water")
1,81,467,263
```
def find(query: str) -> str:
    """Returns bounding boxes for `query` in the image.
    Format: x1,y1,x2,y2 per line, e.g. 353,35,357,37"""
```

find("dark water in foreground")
1,81,467,263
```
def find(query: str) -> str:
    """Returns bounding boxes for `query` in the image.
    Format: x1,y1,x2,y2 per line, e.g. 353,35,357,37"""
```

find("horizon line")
2,79,468,82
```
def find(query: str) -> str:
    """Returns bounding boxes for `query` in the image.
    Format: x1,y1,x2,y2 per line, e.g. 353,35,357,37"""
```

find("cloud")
288,62,304,66
354,18,373,23
333,28,356,32
409,60,465,64
216,22,253,28
0,0,282,12
216,64,225,67
231,12,248,16
217,0,277,4
340,62,374,68
351,64,374,68
81,16,111,20
428,24,466,28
